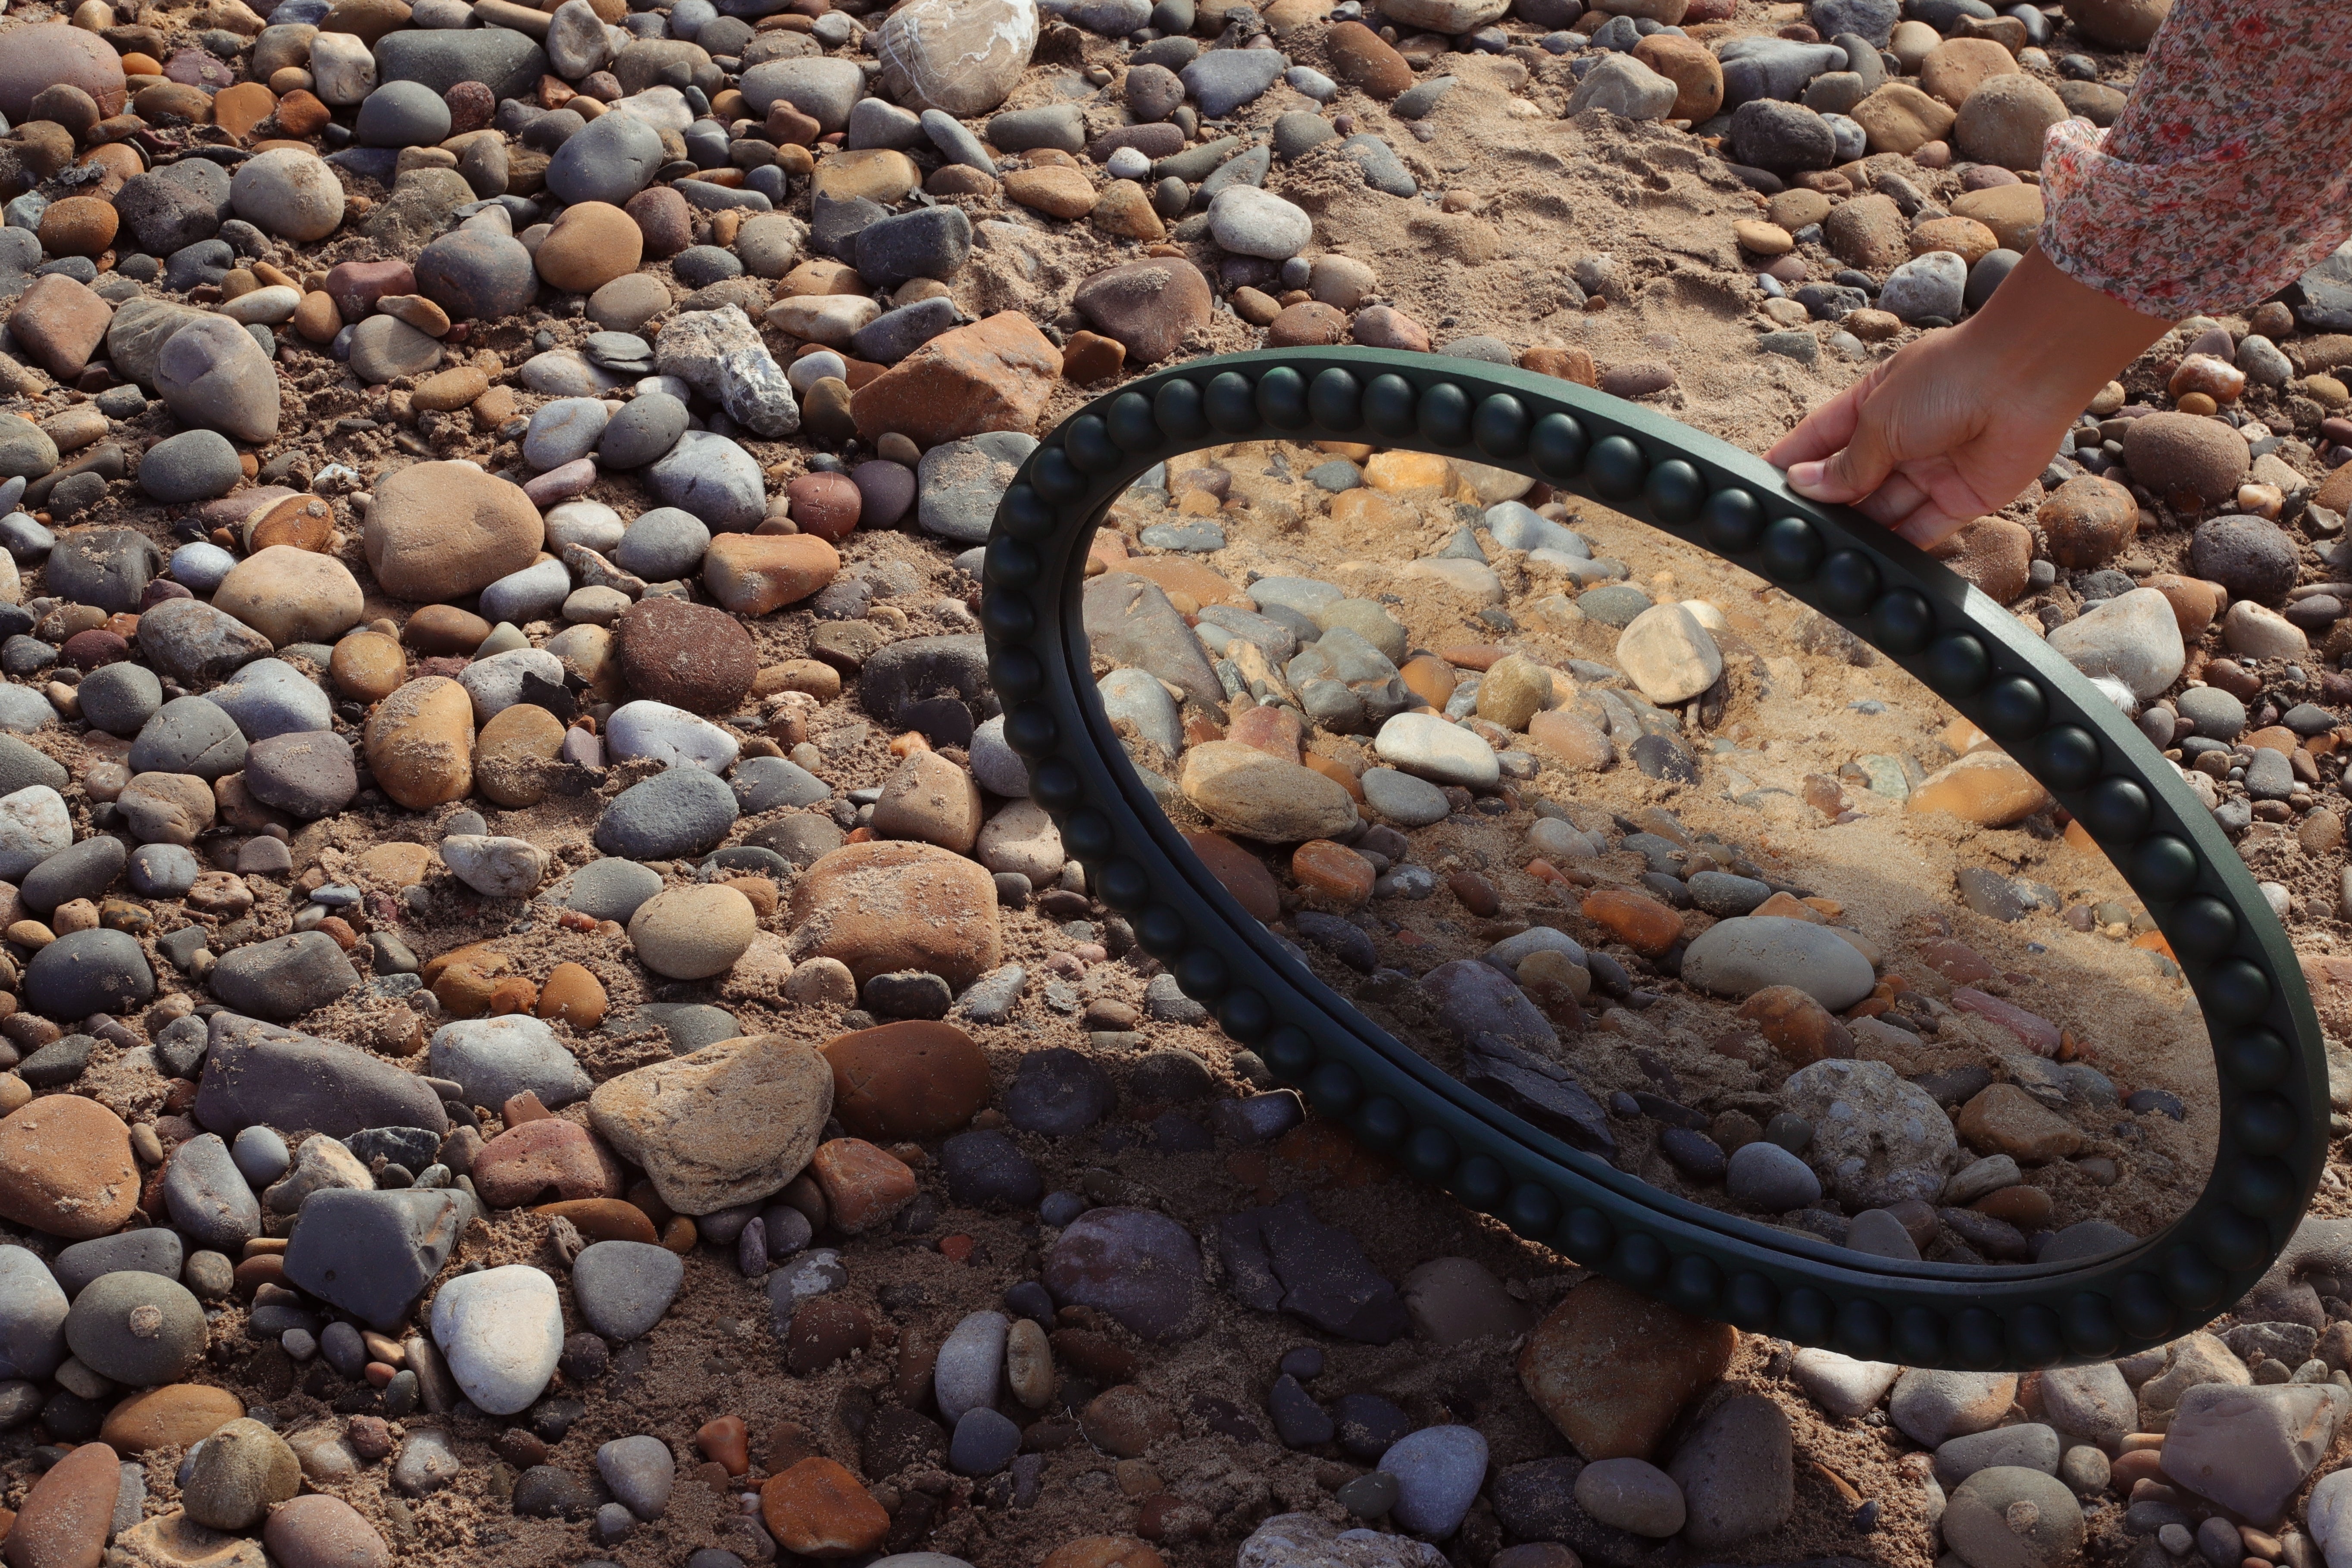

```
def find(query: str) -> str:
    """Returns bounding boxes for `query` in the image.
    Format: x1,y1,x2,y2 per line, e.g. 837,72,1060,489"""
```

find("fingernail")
1787,461,1824,491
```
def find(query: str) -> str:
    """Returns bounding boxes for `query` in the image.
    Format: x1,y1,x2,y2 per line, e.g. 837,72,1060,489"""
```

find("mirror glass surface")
1076,435,2216,1268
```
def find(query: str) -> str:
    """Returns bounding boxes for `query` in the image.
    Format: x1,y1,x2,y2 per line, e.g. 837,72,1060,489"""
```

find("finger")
1764,375,1871,469
1892,506,1978,550
1792,399,1906,505
1852,472,1928,528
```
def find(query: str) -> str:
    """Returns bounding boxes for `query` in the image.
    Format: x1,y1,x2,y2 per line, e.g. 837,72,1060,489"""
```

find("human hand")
1764,249,2173,551
1764,328,2077,550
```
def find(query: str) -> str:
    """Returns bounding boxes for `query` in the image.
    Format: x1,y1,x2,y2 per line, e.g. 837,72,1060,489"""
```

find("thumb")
1786,409,1897,504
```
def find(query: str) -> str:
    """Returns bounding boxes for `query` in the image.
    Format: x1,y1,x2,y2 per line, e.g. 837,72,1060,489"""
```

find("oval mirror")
982,346,2327,1369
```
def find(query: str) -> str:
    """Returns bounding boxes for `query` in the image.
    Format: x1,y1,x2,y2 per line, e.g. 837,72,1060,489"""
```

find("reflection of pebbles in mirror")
1085,438,2215,1267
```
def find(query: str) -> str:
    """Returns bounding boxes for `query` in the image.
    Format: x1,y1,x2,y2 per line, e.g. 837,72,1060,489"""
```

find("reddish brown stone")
1325,20,1412,96
808,1138,916,1234
1517,1278,1737,1460
625,185,693,257
1060,329,1126,384
698,1414,750,1475
532,1196,659,1243
446,80,496,136
850,312,1062,447
469,1119,617,1207
323,259,416,324
1072,260,1213,365
3,1439,119,1568
760,1459,888,1557
7,275,113,380
0,1096,138,1240
786,472,861,542
821,1020,990,1141
1266,301,1348,347
1182,831,1280,923
785,1297,873,1374
1736,985,1853,1065
1293,840,1374,904
618,595,757,715
1579,887,1683,957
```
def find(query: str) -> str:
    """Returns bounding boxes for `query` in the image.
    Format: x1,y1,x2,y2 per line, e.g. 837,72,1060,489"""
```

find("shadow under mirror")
1076,435,2217,1276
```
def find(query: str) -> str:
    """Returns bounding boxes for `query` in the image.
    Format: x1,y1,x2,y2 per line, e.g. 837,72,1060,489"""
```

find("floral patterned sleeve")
2036,0,2352,320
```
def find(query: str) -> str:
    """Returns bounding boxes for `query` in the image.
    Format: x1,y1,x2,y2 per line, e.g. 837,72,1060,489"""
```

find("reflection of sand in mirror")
1082,437,2217,1265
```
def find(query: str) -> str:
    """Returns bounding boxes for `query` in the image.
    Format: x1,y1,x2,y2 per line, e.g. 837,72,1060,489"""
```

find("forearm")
2039,0,2352,317
1957,248,2174,418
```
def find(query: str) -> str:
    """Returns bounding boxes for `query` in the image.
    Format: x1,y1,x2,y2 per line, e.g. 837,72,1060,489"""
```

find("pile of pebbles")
0,0,2336,1560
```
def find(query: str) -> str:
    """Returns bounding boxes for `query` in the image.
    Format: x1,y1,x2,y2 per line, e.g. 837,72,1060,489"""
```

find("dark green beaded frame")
979,346,2326,1368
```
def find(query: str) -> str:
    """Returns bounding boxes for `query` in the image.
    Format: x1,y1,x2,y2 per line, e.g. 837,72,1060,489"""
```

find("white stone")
307,30,376,104
875,0,1038,117
655,307,798,438
605,700,741,773
1373,712,1499,789
0,786,70,881
542,500,626,553
1781,1058,1958,1209
1379,0,1505,27
429,1264,564,1416
974,799,1063,881
1207,187,1314,261
439,834,549,900
2308,1466,2352,1568
1791,1349,1901,1418
932,1309,1008,1425
1681,915,1875,1010
2223,600,2310,660
1397,558,1504,603
2044,588,2184,700
218,285,301,325
1616,603,1723,704
602,86,695,133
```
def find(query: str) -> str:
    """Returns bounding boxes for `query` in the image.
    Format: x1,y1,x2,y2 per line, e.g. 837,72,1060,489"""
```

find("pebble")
429,1263,564,1415
64,1269,207,1385
597,1434,676,1519
1681,916,1876,1010
431,1015,592,1110
1725,1139,1821,1211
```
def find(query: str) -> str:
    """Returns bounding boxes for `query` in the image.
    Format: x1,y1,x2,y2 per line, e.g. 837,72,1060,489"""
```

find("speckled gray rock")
63,1270,206,1385
206,932,360,1021
76,662,163,737
24,926,153,1019
129,696,246,779
139,430,243,503
197,658,320,738
283,1188,465,1330
162,1132,262,1251
614,506,711,579
546,110,666,206
572,1241,683,1341
0,1246,66,1379
646,430,765,532
430,1015,592,1110
542,857,664,922
594,766,739,859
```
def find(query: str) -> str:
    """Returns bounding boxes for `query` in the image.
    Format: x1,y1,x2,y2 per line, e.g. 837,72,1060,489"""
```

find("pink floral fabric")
2037,0,2352,319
